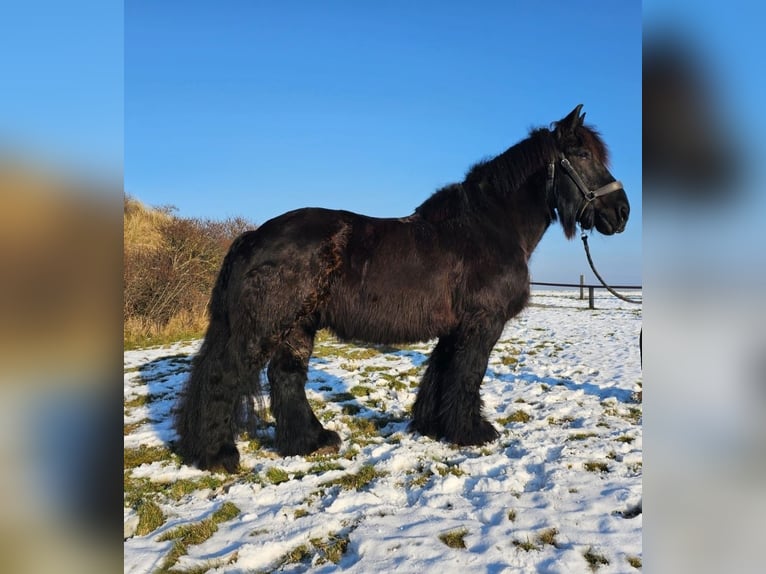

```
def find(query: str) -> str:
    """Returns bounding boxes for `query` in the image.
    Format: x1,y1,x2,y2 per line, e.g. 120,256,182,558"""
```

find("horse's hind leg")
268,323,341,456
411,315,505,446
175,318,255,474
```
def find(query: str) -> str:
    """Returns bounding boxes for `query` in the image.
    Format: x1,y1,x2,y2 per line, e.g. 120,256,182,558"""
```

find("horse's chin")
578,210,596,233
594,213,624,235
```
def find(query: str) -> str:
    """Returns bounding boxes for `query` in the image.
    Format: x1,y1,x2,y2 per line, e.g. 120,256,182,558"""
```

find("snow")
124,289,642,573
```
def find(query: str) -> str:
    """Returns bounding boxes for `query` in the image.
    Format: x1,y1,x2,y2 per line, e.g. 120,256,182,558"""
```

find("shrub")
123,195,253,346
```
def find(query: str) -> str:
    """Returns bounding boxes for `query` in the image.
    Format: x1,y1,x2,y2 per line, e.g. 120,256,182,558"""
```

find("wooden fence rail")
531,274,642,309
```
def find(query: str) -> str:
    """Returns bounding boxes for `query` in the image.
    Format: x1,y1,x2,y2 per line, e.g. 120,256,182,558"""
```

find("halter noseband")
546,157,624,220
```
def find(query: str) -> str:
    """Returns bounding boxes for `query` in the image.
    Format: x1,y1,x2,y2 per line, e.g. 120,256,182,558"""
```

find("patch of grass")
124,394,149,409
165,475,226,500
341,447,360,461
345,416,379,438
124,445,174,469
349,385,374,398
363,365,389,373
330,392,356,403
536,527,559,547
340,347,380,361
568,432,598,441
583,461,610,473
172,553,238,574
583,547,610,571
294,508,309,519
124,475,154,508
123,419,148,435
616,435,635,444
398,366,422,377
627,555,642,569
602,401,642,424
124,329,205,352
308,461,344,475
601,400,618,416
438,528,468,549
135,499,165,536
497,410,531,425
212,501,240,522
341,403,362,415
501,355,519,366
311,533,350,564
408,469,431,488
265,467,290,485
507,509,517,522
156,502,241,572
378,372,408,391
246,432,275,452
276,544,312,568
625,407,642,424
322,464,382,490
512,537,541,552
435,464,465,478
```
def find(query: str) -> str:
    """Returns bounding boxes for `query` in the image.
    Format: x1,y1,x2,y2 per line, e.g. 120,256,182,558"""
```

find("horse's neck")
470,168,554,260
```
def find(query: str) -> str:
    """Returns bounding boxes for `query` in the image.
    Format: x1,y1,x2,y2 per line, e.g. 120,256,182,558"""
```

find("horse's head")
550,105,630,238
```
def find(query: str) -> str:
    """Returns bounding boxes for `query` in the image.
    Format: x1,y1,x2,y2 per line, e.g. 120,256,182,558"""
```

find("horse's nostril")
619,204,629,224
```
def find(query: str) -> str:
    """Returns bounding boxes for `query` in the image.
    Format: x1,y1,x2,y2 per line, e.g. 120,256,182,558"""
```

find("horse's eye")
577,150,591,159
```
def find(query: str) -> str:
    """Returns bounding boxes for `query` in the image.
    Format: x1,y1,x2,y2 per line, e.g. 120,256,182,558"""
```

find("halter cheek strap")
560,158,624,201
546,157,624,220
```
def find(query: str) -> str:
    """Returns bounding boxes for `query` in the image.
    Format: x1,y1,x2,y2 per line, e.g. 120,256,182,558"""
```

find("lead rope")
581,230,642,304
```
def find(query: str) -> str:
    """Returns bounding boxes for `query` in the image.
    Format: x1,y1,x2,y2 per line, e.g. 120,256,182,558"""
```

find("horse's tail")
174,232,264,472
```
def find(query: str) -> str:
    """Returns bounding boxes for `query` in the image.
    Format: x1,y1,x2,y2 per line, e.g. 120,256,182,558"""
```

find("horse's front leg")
411,314,505,446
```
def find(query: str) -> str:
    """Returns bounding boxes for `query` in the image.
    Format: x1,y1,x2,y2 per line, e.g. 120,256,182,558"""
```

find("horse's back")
223,206,460,344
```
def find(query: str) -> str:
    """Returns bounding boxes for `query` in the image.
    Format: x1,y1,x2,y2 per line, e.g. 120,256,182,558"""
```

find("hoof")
453,418,500,446
313,429,342,455
277,428,342,457
410,416,499,448
199,443,240,473
408,418,442,441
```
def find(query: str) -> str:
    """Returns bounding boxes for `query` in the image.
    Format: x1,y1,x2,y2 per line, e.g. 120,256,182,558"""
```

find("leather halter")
546,157,624,221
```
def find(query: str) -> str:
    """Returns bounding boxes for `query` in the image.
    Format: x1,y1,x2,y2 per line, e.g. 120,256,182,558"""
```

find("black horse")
175,105,630,472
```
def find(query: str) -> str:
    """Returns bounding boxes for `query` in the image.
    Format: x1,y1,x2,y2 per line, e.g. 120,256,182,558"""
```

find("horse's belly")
323,287,455,345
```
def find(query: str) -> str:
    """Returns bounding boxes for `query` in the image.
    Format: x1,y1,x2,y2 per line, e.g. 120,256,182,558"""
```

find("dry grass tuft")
123,194,253,348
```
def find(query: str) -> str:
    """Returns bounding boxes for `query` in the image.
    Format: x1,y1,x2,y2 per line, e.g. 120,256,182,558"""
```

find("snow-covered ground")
124,289,642,573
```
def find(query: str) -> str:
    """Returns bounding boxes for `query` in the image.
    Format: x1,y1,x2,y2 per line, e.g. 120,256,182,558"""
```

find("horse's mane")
415,124,609,223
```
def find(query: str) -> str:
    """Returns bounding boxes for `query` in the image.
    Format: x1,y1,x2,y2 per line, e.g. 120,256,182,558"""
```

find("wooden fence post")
588,286,595,309
580,274,584,299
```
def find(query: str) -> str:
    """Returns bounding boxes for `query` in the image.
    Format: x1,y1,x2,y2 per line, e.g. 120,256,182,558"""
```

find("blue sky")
1,2,123,175
125,1,642,284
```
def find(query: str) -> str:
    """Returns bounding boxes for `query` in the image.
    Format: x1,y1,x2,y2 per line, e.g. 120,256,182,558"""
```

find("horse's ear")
555,104,585,136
